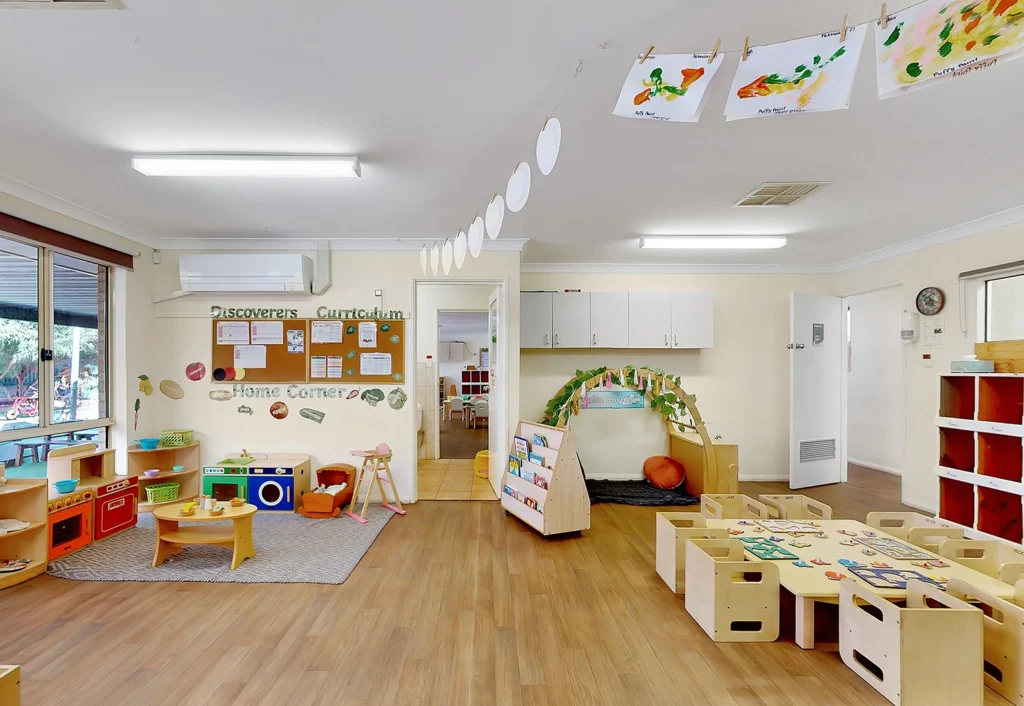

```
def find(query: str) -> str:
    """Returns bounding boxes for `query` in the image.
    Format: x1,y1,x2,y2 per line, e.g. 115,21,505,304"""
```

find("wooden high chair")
346,443,406,524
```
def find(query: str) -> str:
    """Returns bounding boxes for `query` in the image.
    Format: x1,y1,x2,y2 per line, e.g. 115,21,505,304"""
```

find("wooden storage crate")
758,494,832,520
654,513,727,594
938,539,1024,585
0,665,19,706
864,512,964,554
946,578,1024,706
700,494,768,520
839,578,983,706
684,538,779,642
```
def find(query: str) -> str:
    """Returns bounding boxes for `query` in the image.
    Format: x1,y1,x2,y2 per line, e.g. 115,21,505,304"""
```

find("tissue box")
951,360,995,373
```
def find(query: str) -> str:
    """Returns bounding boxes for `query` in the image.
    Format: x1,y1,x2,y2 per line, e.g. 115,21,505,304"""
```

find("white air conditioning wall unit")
179,253,313,293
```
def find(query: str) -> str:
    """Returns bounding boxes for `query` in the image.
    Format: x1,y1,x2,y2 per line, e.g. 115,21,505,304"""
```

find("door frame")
411,277,510,502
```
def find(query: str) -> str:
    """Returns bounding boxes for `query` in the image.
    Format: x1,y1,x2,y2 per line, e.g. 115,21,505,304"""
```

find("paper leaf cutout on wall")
875,0,1024,99
724,28,866,120
613,52,725,123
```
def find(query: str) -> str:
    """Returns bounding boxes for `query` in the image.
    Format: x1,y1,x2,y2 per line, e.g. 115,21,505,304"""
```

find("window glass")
0,238,40,429
52,253,108,424
986,274,1024,342
0,427,106,475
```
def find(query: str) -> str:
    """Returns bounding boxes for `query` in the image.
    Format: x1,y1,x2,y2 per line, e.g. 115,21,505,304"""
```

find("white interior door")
487,286,505,496
790,293,843,489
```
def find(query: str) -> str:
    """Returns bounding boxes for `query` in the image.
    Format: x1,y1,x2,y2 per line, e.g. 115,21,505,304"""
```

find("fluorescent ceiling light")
131,154,360,177
639,236,787,250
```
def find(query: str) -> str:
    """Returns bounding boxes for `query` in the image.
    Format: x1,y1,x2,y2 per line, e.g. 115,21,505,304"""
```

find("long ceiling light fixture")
639,236,788,250
131,154,361,177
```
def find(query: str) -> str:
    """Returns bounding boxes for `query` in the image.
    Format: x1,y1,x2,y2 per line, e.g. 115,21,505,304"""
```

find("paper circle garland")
485,195,505,239
536,118,561,176
430,243,439,276
441,239,453,275
453,230,467,269
506,162,531,213
419,246,428,276
468,216,485,257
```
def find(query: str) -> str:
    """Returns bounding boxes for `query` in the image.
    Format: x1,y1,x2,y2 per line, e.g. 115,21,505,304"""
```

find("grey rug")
47,506,395,584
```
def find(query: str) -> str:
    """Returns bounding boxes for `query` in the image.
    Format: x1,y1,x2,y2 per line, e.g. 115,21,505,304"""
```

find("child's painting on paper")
613,52,725,123
876,0,1024,98
724,27,866,120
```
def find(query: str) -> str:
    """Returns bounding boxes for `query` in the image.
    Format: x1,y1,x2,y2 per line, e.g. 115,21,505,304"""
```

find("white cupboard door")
590,292,629,348
552,292,591,348
520,292,553,348
671,292,714,348
628,292,672,348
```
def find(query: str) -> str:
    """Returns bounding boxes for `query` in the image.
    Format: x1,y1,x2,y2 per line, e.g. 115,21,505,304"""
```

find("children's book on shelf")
522,467,536,484
517,451,527,461
532,433,548,448
514,436,529,455
528,452,545,467
508,456,521,477
535,475,548,490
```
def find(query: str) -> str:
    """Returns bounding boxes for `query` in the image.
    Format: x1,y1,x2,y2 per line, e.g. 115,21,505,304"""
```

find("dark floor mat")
585,479,699,506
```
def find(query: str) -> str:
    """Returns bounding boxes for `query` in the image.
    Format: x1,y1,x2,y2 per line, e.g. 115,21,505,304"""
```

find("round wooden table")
152,502,256,570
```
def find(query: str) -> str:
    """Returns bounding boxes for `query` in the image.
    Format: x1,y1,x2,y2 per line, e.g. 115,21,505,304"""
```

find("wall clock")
915,287,945,316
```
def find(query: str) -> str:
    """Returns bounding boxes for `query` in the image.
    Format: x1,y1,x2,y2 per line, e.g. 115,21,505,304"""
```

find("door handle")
592,333,596,345
664,333,669,346
787,343,806,349
674,334,678,347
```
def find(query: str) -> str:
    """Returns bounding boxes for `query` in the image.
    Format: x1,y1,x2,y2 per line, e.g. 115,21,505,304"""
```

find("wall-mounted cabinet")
521,290,713,349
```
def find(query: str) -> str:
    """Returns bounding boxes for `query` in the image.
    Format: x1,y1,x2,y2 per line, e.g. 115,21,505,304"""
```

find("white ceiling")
1,0,1023,267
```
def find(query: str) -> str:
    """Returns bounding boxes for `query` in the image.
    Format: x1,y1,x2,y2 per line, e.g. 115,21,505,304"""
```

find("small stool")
346,443,406,524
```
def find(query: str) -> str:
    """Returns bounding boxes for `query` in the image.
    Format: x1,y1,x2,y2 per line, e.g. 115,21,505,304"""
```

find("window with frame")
985,272,1024,342
0,233,111,471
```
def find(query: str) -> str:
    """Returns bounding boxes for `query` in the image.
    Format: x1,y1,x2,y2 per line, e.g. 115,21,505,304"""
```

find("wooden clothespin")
640,45,655,64
881,3,888,29
841,14,849,42
707,38,721,64
742,36,750,61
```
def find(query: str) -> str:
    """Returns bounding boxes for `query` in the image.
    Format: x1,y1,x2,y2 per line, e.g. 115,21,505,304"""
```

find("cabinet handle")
554,333,559,347
674,334,678,347
592,333,596,345
544,333,549,346
664,333,669,346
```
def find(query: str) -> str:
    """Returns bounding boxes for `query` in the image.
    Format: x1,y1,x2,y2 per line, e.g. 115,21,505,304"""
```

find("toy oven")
48,500,92,561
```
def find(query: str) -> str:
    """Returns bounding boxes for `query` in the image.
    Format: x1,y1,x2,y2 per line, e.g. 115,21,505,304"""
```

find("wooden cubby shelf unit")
978,487,1023,543
940,375,976,420
501,421,590,536
0,479,48,590
939,427,974,473
127,442,200,513
978,432,1023,483
978,375,1024,425
939,477,976,529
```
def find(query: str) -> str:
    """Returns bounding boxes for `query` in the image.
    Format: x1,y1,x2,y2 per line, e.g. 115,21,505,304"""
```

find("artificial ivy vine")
541,365,695,431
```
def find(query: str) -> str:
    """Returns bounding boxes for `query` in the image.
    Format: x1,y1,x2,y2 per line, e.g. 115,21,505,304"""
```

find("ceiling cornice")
155,237,529,252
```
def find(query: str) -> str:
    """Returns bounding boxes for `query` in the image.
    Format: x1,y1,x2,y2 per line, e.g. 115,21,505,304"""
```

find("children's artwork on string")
876,0,1024,99
612,52,725,123
724,27,866,120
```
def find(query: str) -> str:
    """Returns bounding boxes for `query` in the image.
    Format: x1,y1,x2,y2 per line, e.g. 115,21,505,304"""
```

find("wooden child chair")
346,443,406,524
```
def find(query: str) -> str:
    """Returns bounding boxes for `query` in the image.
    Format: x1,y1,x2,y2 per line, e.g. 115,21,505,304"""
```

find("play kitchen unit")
203,453,310,512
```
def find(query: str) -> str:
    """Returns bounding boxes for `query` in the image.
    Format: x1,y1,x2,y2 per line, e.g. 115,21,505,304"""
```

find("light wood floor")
438,418,488,459
419,458,497,500
1,468,1011,705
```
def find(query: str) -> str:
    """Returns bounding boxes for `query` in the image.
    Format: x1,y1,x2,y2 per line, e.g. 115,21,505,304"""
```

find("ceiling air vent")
0,0,123,8
734,182,828,207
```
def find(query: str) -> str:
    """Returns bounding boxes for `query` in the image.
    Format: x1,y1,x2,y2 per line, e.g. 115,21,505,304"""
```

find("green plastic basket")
145,482,180,504
159,429,193,447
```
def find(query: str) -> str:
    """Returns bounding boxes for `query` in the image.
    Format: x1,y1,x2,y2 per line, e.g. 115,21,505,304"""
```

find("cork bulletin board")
211,319,310,383
307,319,406,384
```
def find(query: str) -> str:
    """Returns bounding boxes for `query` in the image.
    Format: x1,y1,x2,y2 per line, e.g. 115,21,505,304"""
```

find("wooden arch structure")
541,366,718,494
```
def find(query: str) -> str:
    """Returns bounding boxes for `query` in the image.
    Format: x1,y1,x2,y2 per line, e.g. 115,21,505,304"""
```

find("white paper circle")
506,162,531,213
442,239,453,275
419,246,428,276
430,243,439,277
485,195,505,239
454,231,467,269
468,216,484,257
536,118,561,176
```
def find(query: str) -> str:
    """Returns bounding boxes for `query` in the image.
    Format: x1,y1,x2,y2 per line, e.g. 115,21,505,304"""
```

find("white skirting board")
848,458,902,476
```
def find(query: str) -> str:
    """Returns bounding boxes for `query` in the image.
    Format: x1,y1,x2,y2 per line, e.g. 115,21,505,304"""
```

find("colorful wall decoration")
876,0,1024,99
613,52,725,123
724,28,867,120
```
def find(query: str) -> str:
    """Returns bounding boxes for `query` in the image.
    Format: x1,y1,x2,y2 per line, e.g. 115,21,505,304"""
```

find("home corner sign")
210,306,407,320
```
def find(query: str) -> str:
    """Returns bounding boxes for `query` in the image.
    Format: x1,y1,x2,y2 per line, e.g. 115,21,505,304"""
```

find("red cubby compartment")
978,376,1024,425
940,375,976,420
939,427,975,472
939,477,975,528
978,433,1023,483
978,487,1023,543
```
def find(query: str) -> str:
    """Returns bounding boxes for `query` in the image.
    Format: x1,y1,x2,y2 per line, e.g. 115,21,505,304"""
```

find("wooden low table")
705,518,1015,649
152,502,256,570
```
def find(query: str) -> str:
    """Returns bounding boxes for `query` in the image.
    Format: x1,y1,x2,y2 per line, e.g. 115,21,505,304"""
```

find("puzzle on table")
753,519,820,534
853,536,931,560
846,566,946,590
737,537,799,560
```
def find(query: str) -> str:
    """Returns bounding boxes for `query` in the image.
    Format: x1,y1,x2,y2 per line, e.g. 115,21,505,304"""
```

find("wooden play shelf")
128,442,200,514
935,374,1024,545
501,421,590,536
0,479,48,591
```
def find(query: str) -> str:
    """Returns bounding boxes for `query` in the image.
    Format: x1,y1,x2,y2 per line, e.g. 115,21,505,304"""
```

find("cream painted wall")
519,273,830,481
833,221,1024,511
144,251,519,503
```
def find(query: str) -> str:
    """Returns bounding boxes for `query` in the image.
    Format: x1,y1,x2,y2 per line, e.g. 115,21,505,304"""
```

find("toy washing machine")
202,457,253,502
247,455,310,512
